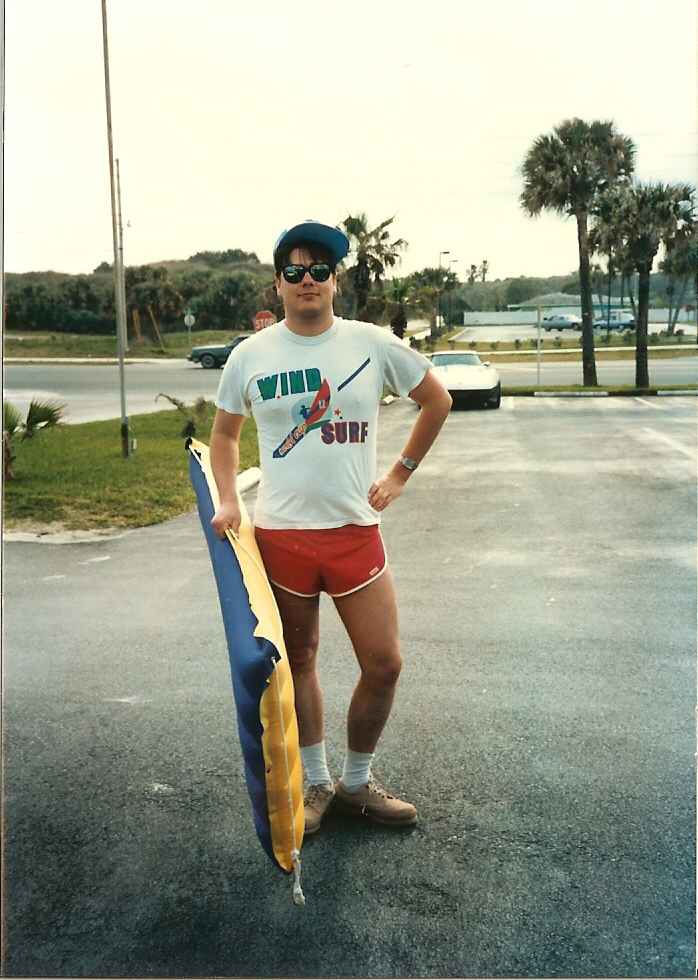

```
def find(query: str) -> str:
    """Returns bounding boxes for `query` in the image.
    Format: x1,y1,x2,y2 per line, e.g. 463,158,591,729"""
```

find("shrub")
514,338,522,349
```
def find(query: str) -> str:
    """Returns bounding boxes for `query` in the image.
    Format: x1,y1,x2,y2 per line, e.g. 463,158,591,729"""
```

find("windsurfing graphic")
273,379,331,459
272,357,371,459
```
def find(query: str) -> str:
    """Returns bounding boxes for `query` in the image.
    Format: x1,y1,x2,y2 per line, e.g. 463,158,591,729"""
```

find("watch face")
401,456,417,470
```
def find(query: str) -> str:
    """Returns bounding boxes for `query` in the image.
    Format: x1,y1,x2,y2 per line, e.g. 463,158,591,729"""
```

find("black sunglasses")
281,263,333,284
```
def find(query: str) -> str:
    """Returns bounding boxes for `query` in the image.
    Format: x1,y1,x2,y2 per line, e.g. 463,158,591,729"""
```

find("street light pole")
100,0,131,459
448,258,459,332
438,250,449,337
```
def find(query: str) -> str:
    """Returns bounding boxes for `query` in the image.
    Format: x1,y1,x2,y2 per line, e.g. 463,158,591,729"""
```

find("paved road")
5,357,698,424
4,397,696,977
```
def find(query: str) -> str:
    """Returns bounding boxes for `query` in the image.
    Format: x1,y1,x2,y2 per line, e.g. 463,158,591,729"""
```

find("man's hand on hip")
211,500,242,539
368,472,407,513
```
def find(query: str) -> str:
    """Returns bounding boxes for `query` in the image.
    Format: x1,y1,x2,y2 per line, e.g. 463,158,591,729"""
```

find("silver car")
542,314,582,331
429,351,501,409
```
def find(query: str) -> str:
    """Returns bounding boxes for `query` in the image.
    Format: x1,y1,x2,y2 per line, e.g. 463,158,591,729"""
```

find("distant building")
508,292,580,310
508,292,628,312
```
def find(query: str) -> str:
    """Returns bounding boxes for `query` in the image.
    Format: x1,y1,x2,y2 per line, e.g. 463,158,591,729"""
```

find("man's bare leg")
270,584,322,746
332,569,416,823
271,585,336,832
332,569,402,754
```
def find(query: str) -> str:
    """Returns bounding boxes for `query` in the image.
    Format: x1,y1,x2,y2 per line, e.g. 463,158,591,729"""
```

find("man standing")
209,220,451,834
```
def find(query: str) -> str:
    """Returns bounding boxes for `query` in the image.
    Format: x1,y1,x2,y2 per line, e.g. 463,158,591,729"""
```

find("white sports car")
429,351,501,409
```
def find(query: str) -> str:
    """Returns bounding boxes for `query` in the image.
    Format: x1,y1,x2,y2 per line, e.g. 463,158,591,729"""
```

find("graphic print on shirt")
271,357,372,459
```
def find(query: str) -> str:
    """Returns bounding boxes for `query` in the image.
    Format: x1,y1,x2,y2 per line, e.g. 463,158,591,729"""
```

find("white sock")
300,741,332,787
341,749,374,792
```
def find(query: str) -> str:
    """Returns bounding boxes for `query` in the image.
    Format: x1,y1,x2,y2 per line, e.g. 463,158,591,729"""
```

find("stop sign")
254,309,276,332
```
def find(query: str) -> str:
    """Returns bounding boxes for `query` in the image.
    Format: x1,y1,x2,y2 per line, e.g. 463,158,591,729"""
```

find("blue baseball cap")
273,220,350,269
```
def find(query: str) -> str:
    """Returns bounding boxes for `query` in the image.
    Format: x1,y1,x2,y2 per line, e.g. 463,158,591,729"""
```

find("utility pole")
0,1,5,350
100,0,131,458
116,158,129,354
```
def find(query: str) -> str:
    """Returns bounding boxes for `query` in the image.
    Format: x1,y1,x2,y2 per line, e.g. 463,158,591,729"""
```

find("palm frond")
522,118,637,218
3,401,23,438
23,399,66,439
156,392,187,416
192,397,210,424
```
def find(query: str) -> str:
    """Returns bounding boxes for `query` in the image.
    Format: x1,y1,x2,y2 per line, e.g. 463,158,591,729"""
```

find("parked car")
188,335,248,368
542,314,582,332
593,310,636,330
429,351,501,408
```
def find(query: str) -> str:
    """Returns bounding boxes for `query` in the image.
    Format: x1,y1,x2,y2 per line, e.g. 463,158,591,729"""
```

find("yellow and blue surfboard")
188,439,305,902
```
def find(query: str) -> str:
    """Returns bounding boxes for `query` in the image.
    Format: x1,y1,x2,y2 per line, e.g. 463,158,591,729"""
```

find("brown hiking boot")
303,783,335,835
334,777,418,826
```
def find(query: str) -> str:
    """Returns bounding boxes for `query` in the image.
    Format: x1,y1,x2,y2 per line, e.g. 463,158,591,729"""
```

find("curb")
4,466,262,544
511,390,698,398
533,391,608,397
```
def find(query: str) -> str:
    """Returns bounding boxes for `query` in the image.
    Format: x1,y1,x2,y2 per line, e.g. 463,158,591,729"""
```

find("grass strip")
473,349,697,363
8,327,698,361
4,404,259,530
4,329,246,359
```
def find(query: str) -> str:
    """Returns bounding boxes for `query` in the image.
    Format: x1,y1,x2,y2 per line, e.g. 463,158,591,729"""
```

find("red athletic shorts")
254,524,387,598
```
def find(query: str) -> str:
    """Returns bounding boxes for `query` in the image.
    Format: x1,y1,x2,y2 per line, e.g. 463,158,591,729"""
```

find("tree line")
5,149,696,380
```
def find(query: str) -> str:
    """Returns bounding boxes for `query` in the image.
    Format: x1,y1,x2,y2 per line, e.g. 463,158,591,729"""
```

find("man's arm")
367,369,451,512
209,408,247,537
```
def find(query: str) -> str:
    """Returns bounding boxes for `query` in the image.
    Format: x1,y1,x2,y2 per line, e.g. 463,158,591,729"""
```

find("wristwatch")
398,455,419,472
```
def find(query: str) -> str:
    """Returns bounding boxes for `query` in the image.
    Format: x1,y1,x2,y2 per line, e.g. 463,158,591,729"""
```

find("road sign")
254,309,276,332
184,313,195,328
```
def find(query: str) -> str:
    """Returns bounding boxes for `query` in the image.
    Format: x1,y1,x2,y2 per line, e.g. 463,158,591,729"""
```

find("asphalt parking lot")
3,396,696,978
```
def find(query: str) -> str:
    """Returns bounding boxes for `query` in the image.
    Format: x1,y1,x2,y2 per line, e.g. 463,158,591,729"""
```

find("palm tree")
3,399,66,480
342,214,408,321
591,218,630,338
660,222,698,334
593,181,695,386
521,118,636,385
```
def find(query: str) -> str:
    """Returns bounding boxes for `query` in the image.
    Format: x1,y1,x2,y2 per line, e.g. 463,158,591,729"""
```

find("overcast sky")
5,0,697,281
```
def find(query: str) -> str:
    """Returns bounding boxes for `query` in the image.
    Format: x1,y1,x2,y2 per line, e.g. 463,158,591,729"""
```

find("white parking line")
103,695,153,705
635,397,666,410
78,555,111,565
641,427,696,460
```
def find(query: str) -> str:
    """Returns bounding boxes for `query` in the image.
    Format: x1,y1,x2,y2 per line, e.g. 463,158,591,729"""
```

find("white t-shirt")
215,317,431,529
